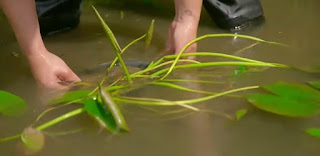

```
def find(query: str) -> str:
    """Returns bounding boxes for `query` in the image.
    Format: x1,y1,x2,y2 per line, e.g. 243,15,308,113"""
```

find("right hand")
26,49,80,89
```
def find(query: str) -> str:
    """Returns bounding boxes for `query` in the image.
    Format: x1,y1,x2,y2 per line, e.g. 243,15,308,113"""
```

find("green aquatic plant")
0,90,26,117
3,6,320,152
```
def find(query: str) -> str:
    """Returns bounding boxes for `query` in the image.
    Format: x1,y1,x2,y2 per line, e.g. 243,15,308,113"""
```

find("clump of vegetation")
1,6,320,154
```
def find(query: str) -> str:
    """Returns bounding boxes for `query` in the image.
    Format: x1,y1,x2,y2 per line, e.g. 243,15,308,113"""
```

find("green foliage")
308,81,320,90
0,90,27,117
306,128,320,139
92,6,132,83
49,90,91,105
235,109,248,120
145,19,155,47
246,82,320,117
84,99,120,133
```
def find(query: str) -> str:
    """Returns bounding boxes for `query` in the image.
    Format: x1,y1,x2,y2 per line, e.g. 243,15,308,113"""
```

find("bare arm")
0,0,80,89
166,0,202,54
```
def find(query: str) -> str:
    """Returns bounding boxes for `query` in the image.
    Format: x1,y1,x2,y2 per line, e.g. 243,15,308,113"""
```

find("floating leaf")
49,90,91,105
235,109,247,120
308,81,320,90
145,19,155,47
246,82,320,117
0,90,26,117
263,82,320,102
21,127,45,154
306,128,320,139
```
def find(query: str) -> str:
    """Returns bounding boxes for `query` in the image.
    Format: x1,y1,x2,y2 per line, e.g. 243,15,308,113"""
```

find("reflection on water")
1,0,320,155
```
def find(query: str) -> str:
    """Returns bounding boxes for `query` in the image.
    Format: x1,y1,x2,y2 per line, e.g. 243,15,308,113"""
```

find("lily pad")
0,90,27,117
49,90,91,105
246,82,320,117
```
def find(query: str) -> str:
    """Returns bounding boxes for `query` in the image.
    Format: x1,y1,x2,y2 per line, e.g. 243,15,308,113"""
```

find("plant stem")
153,61,289,76
161,33,288,80
36,108,85,131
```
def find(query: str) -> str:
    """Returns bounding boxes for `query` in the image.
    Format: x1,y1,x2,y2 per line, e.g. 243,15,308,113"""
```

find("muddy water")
1,0,320,155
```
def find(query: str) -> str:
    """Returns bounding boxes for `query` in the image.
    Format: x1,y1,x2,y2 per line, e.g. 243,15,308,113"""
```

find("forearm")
0,0,46,57
174,0,202,23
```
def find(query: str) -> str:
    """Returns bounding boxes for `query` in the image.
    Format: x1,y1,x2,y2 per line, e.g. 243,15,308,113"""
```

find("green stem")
36,108,85,131
113,86,259,106
163,52,267,64
153,61,290,76
161,33,288,80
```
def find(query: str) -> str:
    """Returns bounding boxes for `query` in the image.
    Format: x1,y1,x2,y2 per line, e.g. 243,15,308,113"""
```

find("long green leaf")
92,6,132,83
145,19,155,47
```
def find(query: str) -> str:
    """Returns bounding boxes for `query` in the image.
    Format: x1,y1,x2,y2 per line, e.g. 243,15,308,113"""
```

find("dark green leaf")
247,93,320,117
308,81,320,90
21,127,45,154
0,90,27,117
306,128,320,139
49,90,91,105
262,82,320,102
235,109,247,120
84,99,124,133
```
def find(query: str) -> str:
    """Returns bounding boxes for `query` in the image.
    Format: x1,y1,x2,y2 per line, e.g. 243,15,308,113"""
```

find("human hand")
166,14,199,55
26,49,80,89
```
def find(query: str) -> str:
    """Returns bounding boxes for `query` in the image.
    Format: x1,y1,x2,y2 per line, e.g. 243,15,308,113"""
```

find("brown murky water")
1,0,320,155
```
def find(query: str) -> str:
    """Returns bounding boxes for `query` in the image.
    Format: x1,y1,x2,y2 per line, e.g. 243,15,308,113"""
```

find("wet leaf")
49,90,91,105
145,19,155,47
84,99,124,133
306,128,320,139
21,127,45,154
235,109,247,120
308,81,320,90
0,90,27,117
246,82,320,117
99,87,129,132
263,82,320,102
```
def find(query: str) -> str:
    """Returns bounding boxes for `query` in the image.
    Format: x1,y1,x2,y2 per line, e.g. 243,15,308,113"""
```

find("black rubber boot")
203,0,264,30
36,0,82,35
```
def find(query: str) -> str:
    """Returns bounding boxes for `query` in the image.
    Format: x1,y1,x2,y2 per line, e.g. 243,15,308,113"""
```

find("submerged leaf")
0,90,27,117
84,99,118,133
21,127,45,154
49,90,91,105
235,109,247,120
308,81,320,90
100,87,129,132
306,128,320,139
145,19,155,47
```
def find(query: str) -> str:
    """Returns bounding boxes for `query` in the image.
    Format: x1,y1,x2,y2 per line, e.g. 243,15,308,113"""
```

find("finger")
59,70,81,83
